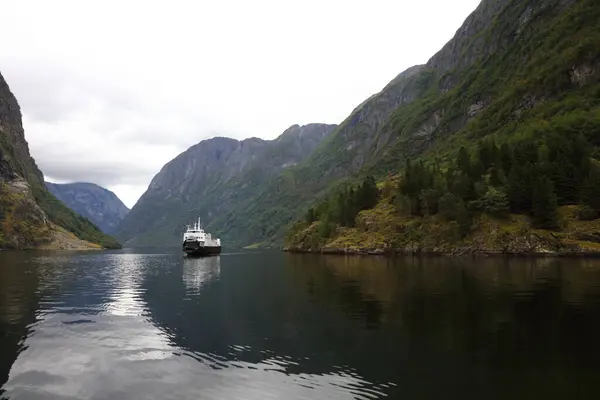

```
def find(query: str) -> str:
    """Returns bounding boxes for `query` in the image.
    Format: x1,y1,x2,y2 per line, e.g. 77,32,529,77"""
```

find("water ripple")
5,251,600,399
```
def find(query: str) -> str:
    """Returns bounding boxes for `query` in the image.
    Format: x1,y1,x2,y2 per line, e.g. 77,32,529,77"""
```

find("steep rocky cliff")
0,71,120,249
116,124,336,247
45,182,129,235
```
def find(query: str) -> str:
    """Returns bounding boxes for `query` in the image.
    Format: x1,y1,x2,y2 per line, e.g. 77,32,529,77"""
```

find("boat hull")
183,241,221,257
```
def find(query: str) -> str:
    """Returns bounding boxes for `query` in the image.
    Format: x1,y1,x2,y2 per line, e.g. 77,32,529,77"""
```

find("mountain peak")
116,123,337,247
45,181,129,235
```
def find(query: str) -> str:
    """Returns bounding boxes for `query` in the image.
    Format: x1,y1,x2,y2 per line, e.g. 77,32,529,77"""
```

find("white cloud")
0,0,482,208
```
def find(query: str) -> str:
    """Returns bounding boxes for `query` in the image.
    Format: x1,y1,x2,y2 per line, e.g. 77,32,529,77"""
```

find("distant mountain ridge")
46,182,129,235
116,123,337,247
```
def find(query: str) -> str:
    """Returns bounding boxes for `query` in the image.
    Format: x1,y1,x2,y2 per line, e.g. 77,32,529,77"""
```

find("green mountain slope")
116,124,337,247
0,71,121,250
286,0,600,254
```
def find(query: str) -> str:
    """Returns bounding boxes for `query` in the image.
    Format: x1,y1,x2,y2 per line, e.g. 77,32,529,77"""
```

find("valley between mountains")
2,0,600,255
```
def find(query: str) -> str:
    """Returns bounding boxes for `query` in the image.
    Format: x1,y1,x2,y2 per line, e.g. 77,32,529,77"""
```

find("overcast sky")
0,0,481,208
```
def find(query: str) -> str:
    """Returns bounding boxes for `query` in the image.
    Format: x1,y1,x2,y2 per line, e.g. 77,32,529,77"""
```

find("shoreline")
282,248,600,258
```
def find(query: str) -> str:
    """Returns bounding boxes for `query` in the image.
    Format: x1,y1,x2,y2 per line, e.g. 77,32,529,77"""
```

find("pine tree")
477,187,510,217
552,160,579,205
477,140,498,172
438,192,470,235
358,176,379,210
499,143,513,176
489,166,506,187
457,146,471,177
532,177,559,229
451,171,476,202
508,163,535,214
305,208,316,224
580,167,600,218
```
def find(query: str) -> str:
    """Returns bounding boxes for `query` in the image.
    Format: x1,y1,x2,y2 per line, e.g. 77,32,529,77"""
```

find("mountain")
116,123,337,247
286,0,600,254
119,0,599,251
45,182,129,235
0,71,121,249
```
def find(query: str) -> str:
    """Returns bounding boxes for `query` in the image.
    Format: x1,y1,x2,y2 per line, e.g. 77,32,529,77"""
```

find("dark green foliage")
471,187,510,217
438,193,470,236
489,166,506,187
477,139,499,173
305,208,317,224
296,175,380,233
580,167,600,219
457,147,472,178
449,171,476,203
498,143,513,176
419,188,442,216
507,162,535,214
318,218,334,238
357,176,379,210
532,177,559,229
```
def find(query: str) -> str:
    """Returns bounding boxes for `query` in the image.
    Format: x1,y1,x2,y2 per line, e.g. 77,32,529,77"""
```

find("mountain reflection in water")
1,250,600,399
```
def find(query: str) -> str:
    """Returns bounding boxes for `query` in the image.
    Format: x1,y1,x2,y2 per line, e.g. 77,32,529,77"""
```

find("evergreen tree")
318,217,334,238
438,192,470,235
475,187,510,217
457,146,472,177
305,208,316,224
499,143,512,175
489,166,506,187
450,171,476,202
419,188,441,216
508,162,535,213
580,167,600,218
552,161,579,205
532,177,559,229
477,139,498,172
358,176,379,210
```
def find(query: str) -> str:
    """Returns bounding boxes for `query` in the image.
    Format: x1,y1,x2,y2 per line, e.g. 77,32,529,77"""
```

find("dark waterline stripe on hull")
183,246,222,257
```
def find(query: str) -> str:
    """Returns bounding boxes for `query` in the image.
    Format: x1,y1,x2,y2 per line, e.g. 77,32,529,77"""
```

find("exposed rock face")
0,72,44,184
45,182,130,235
427,0,512,73
0,70,120,249
116,123,337,247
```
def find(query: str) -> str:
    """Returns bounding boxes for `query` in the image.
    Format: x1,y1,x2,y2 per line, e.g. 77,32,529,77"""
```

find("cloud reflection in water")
1,253,386,399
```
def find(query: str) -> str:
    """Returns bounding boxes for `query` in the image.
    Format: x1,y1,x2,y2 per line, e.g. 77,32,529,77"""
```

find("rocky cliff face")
0,70,120,249
116,123,336,247
45,182,129,235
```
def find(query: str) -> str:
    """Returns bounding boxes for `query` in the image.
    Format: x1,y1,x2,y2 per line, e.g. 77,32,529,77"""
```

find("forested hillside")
286,0,600,254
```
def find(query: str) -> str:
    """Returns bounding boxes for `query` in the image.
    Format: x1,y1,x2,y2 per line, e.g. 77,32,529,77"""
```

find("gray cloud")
0,0,481,207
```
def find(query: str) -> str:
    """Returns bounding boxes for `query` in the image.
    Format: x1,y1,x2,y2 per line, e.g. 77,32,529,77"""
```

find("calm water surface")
1,249,600,399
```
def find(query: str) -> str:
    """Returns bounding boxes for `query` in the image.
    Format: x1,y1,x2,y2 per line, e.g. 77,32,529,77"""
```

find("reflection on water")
1,251,600,399
183,256,221,293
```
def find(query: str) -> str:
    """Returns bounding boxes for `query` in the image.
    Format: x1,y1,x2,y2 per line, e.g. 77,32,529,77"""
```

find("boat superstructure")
182,217,221,257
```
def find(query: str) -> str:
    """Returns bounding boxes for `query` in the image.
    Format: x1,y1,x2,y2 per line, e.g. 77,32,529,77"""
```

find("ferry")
182,217,221,257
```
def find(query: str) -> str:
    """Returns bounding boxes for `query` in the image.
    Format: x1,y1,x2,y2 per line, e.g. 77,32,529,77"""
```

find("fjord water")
1,251,600,399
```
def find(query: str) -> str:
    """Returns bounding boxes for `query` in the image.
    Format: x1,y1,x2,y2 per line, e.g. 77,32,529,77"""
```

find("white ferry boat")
182,217,221,257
